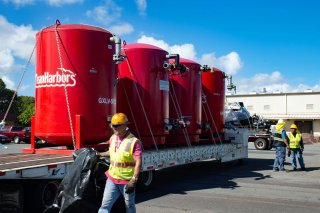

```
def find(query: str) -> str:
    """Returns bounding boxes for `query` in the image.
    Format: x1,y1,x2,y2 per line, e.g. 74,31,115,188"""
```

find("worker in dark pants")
287,124,306,171
273,119,289,172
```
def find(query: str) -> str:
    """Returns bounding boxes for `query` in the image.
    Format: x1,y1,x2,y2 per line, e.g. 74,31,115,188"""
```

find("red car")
0,126,31,144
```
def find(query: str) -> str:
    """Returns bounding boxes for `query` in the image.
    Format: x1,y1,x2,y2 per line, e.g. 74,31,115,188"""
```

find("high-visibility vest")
288,132,302,149
273,130,286,147
108,133,138,180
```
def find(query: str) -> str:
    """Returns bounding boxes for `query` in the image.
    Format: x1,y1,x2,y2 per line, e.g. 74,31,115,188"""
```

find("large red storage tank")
201,68,225,143
166,58,202,146
35,24,116,145
117,43,169,149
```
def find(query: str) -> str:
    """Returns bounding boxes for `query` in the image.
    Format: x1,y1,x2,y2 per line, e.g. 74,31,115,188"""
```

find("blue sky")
0,0,319,96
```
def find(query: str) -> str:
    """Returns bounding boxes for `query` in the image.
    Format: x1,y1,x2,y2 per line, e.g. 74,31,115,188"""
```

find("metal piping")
110,36,125,64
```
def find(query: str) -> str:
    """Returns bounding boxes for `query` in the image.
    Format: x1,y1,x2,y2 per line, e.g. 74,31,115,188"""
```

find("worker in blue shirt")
273,119,289,171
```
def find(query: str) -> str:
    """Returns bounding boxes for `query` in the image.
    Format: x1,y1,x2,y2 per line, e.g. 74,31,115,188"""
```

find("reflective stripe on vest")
288,132,302,149
108,133,137,180
273,130,284,143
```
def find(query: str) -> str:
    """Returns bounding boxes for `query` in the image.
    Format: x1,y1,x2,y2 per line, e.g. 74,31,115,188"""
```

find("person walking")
287,124,306,171
98,113,142,213
273,119,289,172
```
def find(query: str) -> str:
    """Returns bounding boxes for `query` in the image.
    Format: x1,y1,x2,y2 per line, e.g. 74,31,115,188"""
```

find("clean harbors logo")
36,68,76,88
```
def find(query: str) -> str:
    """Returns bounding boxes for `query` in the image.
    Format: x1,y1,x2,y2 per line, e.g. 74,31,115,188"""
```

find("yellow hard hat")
111,113,128,125
290,124,297,129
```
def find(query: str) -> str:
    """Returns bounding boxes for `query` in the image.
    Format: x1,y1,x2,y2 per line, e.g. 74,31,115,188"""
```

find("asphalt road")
135,143,320,213
1,142,320,213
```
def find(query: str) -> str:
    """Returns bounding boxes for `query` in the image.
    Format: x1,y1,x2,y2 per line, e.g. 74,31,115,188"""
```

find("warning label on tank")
159,80,169,91
35,68,76,88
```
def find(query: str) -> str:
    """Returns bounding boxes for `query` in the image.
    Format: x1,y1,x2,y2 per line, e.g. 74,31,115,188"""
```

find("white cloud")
199,52,243,75
1,75,15,90
170,44,196,61
234,71,290,94
0,49,14,69
86,0,122,26
1,0,35,6
137,35,170,50
137,35,196,60
135,0,147,16
0,16,36,75
46,0,83,6
109,23,134,35
137,35,243,75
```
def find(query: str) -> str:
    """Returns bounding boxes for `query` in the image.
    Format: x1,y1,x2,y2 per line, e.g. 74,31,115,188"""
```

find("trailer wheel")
32,180,60,212
254,138,267,150
137,170,155,191
13,136,20,144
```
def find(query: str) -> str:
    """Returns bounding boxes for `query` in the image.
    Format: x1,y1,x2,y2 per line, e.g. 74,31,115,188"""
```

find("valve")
110,36,126,64
163,54,189,75
200,65,211,72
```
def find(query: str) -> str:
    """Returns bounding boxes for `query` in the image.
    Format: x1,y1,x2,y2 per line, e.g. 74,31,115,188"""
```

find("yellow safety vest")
288,132,302,149
108,133,138,180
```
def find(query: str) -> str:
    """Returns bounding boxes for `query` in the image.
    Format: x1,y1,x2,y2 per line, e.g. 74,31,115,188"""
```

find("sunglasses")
111,124,124,128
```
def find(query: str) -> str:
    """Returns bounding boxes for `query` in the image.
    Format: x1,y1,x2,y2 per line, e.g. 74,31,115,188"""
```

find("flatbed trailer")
0,128,248,212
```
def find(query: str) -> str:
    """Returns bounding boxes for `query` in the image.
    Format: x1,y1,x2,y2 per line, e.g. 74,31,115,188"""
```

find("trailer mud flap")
0,183,23,213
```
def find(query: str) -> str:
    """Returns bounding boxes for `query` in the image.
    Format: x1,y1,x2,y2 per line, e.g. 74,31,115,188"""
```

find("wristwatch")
132,175,138,181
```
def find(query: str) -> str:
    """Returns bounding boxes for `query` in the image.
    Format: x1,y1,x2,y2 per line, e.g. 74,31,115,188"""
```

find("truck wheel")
13,136,20,144
24,180,60,212
39,180,60,208
137,170,155,191
254,138,267,150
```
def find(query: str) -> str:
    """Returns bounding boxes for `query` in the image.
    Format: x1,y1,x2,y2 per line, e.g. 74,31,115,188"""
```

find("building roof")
259,113,320,120
226,91,320,97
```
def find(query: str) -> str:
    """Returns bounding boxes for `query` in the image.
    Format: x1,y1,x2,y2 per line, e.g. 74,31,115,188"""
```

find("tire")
24,180,60,212
137,170,155,191
254,138,267,150
13,136,21,144
37,180,60,212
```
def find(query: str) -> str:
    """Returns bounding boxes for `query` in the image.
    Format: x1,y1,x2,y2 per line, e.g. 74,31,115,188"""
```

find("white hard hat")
277,119,284,123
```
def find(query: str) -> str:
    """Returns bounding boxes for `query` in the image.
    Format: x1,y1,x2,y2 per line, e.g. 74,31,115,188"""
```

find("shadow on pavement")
136,157,275,203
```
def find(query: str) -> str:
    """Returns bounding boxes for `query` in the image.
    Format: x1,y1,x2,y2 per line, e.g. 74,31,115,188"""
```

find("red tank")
35,24,116,145
116,43,169,149
201,68,225,143
166,58,202,145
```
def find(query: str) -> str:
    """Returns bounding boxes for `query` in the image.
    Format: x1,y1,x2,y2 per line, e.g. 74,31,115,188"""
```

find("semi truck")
0,21,249,212
0,128,248,212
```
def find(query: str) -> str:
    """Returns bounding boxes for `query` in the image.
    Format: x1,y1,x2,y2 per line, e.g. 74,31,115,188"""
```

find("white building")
226,91,320,142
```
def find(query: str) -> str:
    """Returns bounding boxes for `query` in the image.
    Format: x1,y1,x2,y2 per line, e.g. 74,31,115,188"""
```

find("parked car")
0,126,31,144
0,134,10,144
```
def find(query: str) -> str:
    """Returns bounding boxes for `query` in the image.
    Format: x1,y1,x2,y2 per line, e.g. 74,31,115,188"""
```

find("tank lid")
124,43,167,52
39,24,112,34
179,58,200,65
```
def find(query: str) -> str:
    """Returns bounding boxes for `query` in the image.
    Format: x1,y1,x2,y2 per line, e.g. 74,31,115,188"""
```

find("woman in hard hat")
98,113,142,213
287,124,306,171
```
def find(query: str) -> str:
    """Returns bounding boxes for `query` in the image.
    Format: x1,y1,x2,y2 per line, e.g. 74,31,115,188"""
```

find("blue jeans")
98,178,136,213
273,147,286,171
290,149,305,169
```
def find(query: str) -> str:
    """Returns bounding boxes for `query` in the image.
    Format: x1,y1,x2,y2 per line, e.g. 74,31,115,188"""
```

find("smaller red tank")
116,43,169,150
166,58,202,146
201,68,226,143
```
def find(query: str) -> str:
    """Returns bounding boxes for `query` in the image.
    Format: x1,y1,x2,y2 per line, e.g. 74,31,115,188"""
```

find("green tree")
0,78,34,126
0,78,19,116
18,103,34,126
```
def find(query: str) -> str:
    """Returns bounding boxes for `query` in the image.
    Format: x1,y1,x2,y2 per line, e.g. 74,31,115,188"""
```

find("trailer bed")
0,153,73,179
